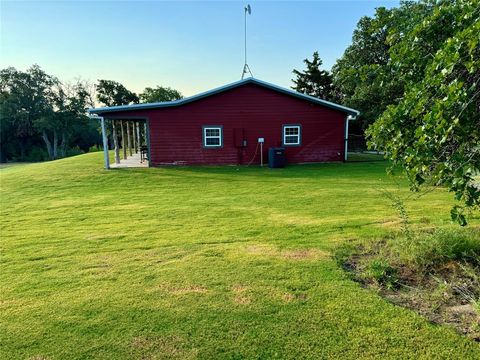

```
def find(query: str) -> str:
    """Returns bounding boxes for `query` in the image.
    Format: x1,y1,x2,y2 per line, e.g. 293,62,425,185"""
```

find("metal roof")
88,77,360,117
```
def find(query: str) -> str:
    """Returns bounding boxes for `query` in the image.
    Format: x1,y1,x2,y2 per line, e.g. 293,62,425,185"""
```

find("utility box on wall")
268,147,285,168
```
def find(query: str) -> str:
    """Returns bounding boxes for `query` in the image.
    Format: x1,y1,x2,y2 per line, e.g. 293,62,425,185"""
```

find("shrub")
66,146,84,157
88,145,102,153
25,146,49,162
392,228,480,271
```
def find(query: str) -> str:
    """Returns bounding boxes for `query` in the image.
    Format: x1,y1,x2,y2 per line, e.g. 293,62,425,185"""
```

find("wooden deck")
110,152,148,168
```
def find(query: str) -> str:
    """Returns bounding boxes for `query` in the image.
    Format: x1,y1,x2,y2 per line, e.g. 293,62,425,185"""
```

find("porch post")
144,123,147,144
136,122,141,150
145,119,151,167
127,121,132,156
132,121,137,153
112,120,121,164
120,120,127,160
100,117,110,169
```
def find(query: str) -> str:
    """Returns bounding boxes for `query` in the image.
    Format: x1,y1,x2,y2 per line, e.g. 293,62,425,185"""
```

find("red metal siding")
105,83,347,166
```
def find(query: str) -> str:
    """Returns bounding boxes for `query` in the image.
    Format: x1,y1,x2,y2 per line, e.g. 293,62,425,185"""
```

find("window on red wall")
283,125,301,146
203,126,223,148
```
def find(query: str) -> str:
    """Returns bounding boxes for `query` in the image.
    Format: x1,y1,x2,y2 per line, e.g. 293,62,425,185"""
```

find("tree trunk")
59,133,66,158
19,140,26,161
112,120,121,164
53,130,58,160
42,130,53,160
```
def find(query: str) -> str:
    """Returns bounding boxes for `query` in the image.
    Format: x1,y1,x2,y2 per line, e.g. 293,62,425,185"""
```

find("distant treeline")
0,66,183,163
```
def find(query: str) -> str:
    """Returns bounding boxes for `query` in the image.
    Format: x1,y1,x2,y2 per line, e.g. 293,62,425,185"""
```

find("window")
283,125,301,146
203,126,223,148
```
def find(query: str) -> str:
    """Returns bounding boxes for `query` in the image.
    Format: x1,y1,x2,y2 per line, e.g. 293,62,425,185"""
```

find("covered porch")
110,152,148,168
95,116,150,169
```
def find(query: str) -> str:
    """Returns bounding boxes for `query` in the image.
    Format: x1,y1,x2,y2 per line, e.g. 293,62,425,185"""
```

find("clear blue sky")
1,1,398,96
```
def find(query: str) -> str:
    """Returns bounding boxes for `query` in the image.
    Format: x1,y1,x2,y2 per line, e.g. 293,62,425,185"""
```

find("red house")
89,78,359,168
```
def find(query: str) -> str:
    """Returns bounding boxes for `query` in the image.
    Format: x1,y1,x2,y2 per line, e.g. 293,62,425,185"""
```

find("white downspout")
344,115,351,162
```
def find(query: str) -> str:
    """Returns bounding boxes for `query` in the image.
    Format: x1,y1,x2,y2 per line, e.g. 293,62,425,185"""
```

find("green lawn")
347,152,385,162
1,153,479,359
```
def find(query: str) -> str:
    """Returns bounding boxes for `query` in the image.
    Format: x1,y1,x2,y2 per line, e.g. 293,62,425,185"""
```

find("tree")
292,52,338,102
140,86,183,103
0,65,57,160
332,3,432,131
36,80,92,159
1,65,99,161
367,0,480,225
96,80,139,106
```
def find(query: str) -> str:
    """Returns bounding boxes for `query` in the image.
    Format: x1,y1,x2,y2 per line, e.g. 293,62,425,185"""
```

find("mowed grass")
1,152,479,359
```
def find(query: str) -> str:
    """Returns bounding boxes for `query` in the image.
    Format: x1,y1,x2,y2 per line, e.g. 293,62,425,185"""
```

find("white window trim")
203,126,223,148
283,125,301,146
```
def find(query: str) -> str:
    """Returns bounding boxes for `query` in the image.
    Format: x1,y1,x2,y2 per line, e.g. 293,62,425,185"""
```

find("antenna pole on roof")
241,4,253,79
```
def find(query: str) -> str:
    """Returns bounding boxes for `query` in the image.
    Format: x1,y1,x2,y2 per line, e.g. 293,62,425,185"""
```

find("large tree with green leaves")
367,0,480,224
37,80,92,159
1,65,98,161
332,2,432,131
292,51,338,102
1,65,57,160
96,80,139,107
140,86,183,103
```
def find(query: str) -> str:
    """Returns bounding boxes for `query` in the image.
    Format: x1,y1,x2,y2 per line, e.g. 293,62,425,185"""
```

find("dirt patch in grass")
246,245,327,261
282,292,308,303
383,265,480,340
169,285,208,295
130,335,197,360
282,249,326,260
232,285,252,305
337,228,480,341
